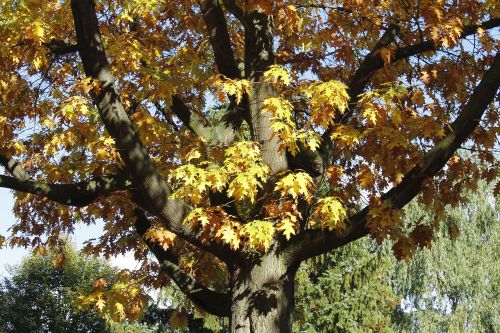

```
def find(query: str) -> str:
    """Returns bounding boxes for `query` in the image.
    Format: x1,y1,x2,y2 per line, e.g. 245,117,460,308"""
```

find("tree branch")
391,18,500,64
134,209,230,317
70,0,241,263
71,0,189,232
319,23,400,152
200,0,240,79
0,155,133,207
200,0,251,129
221,0,245,23
43,39,79,55
320,18,500,157
285,52,500,266
350,18,500,113
170,95,212,139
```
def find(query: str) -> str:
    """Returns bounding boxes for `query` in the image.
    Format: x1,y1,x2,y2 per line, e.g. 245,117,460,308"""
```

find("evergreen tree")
294,238,398,333
293,182,498,332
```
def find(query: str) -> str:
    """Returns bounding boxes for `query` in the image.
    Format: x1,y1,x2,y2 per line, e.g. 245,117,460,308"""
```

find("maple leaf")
171,310,189,330
218,224,241,250
367,201,402,244
326,166,344,187
144,226,176,250
331,125,361,148
312,197,347,231
392,237,414,261
214,75,252,104
357,165,375,190
241,220,275,251
93,278,108,289
277,213,299,240
410,225,434,248
263,65,291,86
302,80,349,128
95,298,106,312
275,172,314,202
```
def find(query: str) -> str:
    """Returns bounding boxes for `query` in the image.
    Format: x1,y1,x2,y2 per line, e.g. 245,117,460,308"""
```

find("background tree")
0,243,114,333
392,183,499,333
293,240,398,333
0,0,498,331
292,181,498,333
0,240,221,333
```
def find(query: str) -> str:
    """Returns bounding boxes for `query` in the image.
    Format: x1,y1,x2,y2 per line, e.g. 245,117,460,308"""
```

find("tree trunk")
230,249,297,332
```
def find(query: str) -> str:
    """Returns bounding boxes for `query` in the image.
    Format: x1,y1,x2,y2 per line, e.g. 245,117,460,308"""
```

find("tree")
0,243,114,333
294,239,398,333
392,183,499,333
0,0,498,331
293,181,499,333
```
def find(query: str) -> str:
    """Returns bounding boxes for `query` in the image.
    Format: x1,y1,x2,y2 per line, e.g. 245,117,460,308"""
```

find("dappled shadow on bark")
247,282,279,317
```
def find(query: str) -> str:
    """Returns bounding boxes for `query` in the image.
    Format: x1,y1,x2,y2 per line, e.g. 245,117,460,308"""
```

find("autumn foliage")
0,0,498,330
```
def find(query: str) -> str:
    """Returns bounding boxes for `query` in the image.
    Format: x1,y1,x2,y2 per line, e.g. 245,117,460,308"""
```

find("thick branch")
201,0,250,129
285,53,500,265
201,0,240,79
170,95,236,145
0,155,30,181
221,0,245,23
71,0,190,229
134,209,230,317
70,0,241,263
43,39,79,55
0,155,132,207
170,95,212,139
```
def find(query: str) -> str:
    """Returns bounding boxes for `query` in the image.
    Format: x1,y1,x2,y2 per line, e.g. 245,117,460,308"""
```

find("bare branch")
43,39,79,55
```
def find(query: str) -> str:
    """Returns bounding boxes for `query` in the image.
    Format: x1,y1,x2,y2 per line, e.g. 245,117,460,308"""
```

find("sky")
0,188,138,277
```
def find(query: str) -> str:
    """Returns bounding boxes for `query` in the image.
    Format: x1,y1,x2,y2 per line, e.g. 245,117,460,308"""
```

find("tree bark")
230,247,297,332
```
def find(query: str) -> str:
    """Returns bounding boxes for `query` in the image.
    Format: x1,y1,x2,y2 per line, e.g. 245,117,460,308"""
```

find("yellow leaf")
312,197,347,231
240,220,275,251
26,21,45,43
275,172,314,201
357,165,375,189
263,65,291,86
302,80,349,128
214,76,252,104
144,226,177,250
114,302,126,321
219,224,240,250
331,125,360,148
95,298,106,312
277,214,298,240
